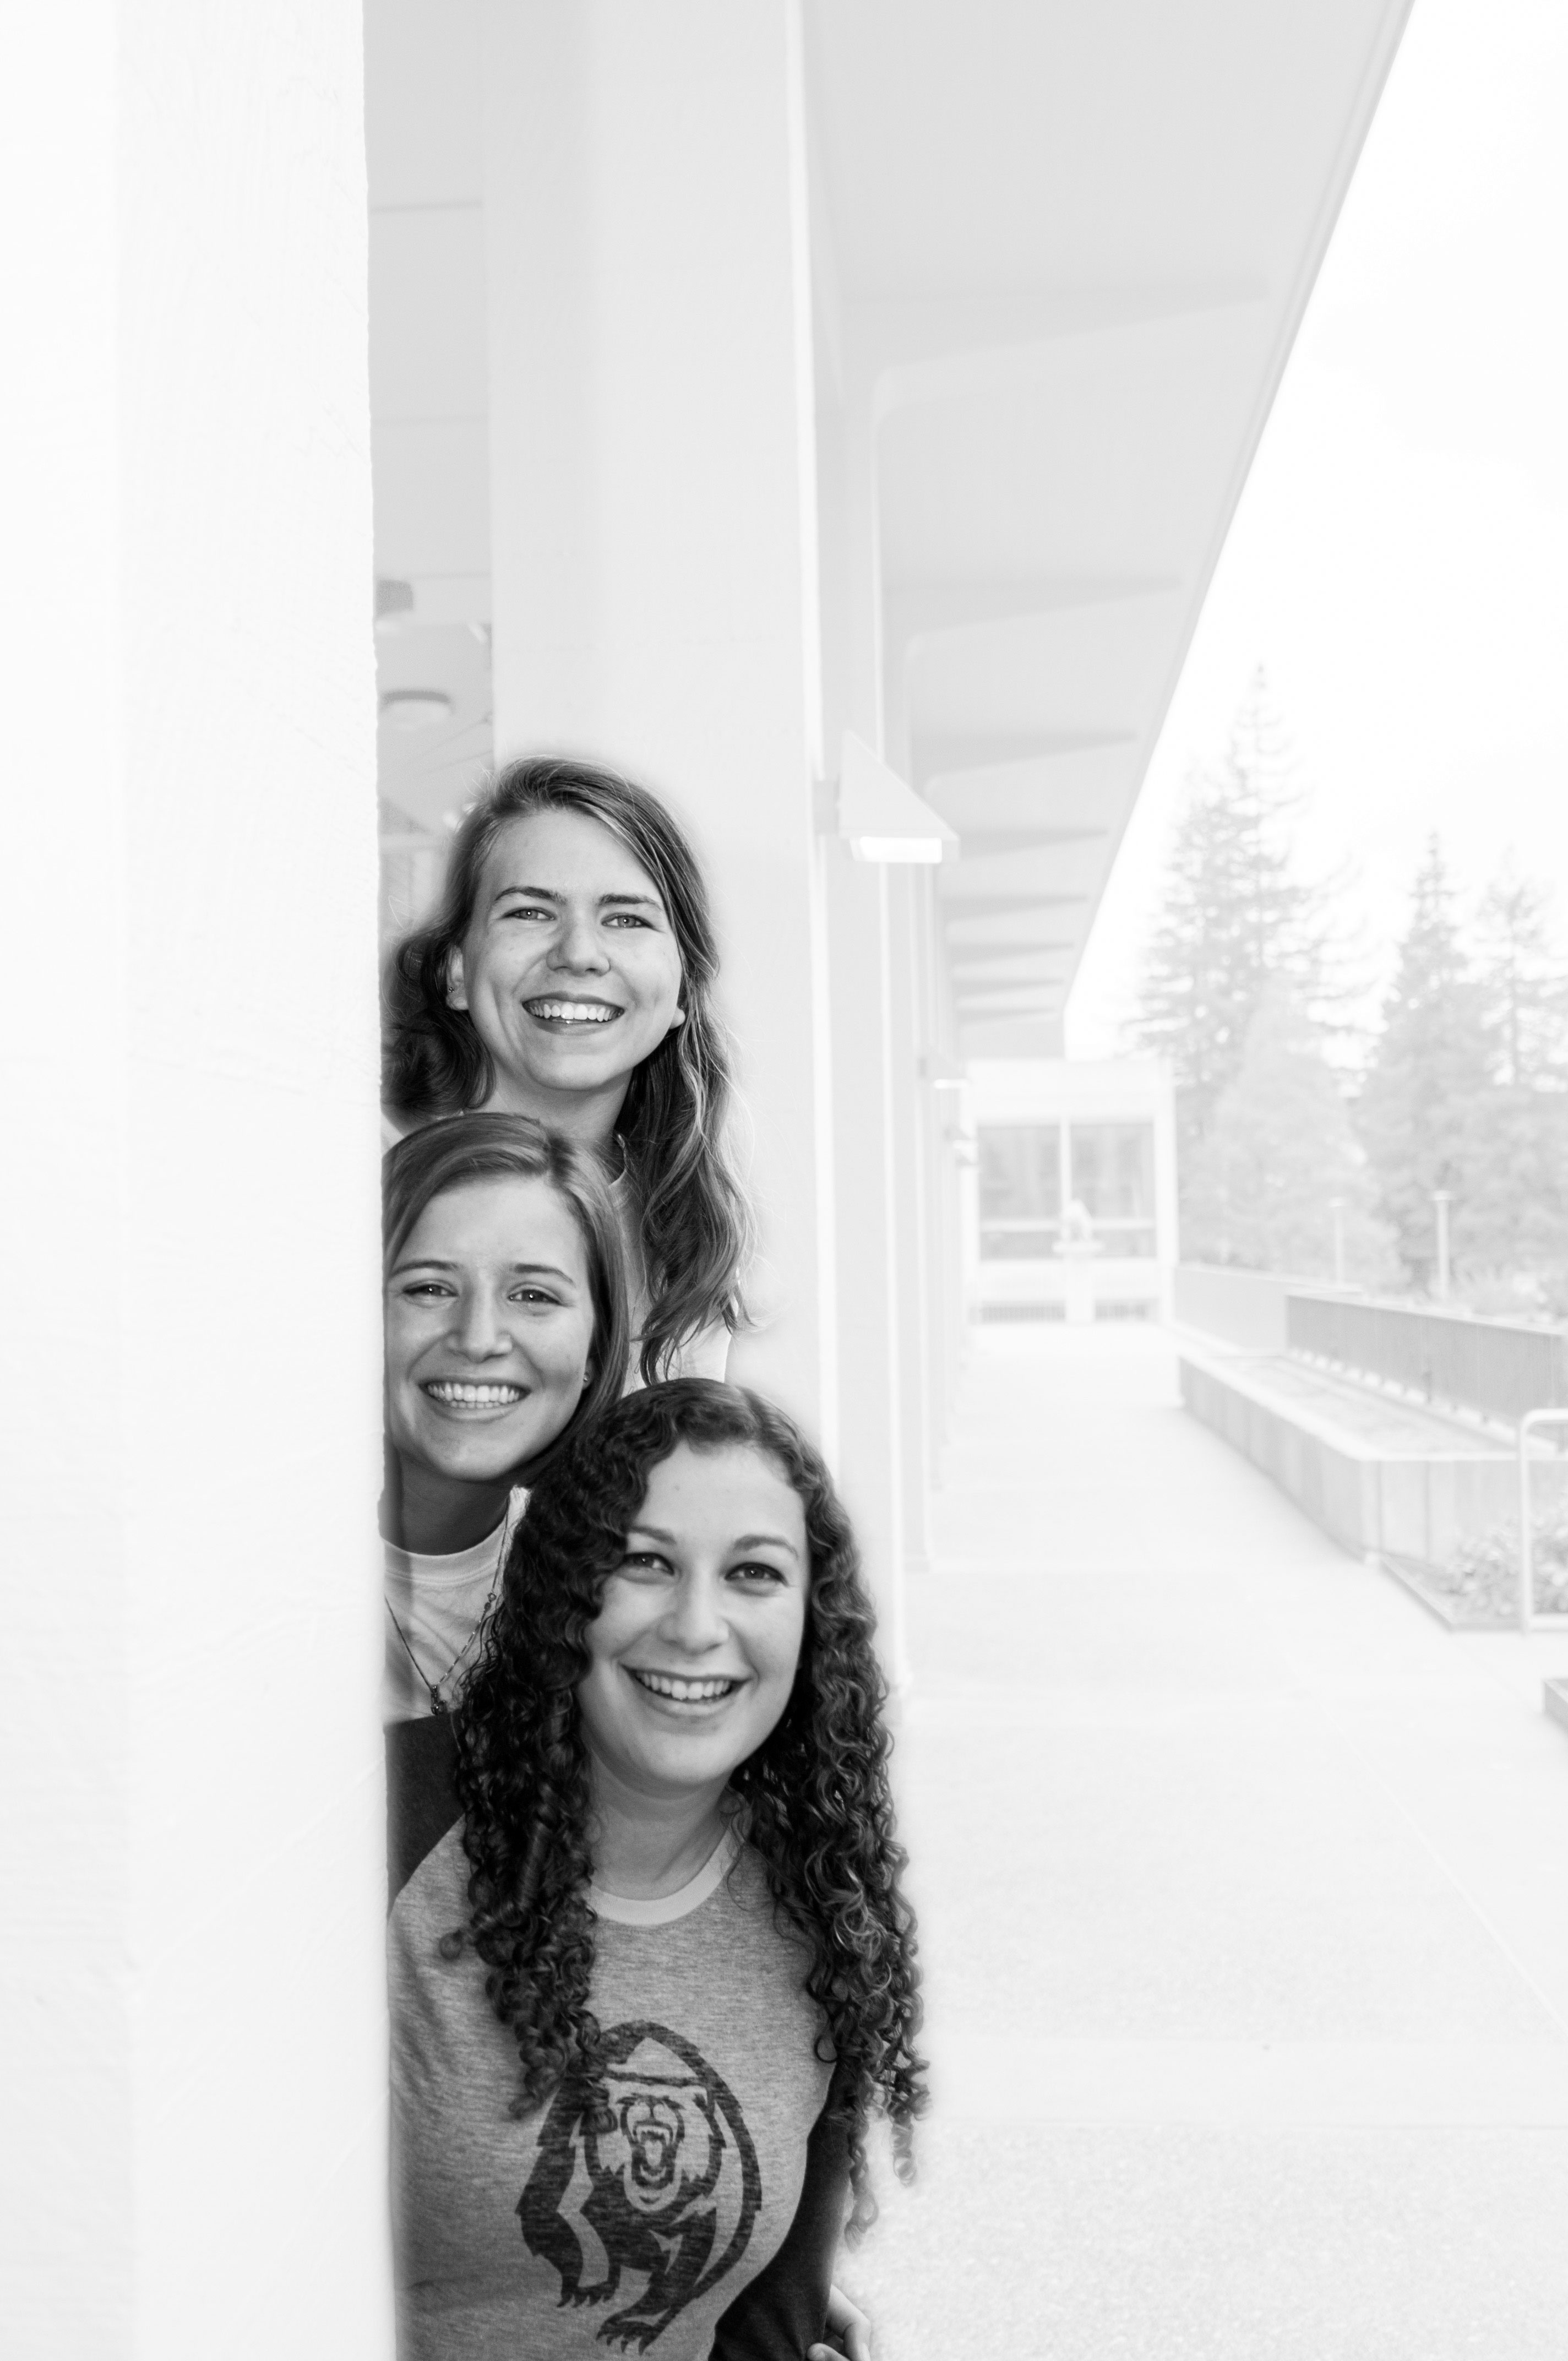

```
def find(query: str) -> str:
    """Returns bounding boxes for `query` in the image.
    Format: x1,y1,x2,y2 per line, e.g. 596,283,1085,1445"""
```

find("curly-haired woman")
383,756,750,1389
389,1380,924,2360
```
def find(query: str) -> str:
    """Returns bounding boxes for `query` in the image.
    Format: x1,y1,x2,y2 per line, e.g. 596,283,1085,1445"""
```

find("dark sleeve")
386,1713,461,1910
707,2075,851,2359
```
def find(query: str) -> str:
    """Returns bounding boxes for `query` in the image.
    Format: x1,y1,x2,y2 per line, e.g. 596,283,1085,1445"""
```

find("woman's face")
446,807,685,1123
385,1175,596,1492
577,1442,809,1805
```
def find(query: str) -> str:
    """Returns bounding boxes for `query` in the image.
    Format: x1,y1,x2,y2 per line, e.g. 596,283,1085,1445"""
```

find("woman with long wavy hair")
389,1380,925,2361
381,1114,628,1724
383,755,750,1387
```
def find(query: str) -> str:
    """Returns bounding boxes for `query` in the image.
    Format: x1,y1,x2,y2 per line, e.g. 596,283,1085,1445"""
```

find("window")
1067,1122,1156,1256
977,1126,1061,1259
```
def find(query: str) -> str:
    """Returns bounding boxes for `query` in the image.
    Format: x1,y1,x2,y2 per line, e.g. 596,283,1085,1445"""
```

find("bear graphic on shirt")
518,2021,761,2351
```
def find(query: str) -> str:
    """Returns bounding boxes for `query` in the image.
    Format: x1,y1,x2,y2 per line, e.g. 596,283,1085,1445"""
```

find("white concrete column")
815,356,912,1673
481,0,834,1435
1,9,386,2355
885,864,937,1574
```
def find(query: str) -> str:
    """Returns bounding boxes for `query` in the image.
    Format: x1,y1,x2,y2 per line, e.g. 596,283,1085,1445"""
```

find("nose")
548,903,610,974
660,1570,729,1655
451,1287,513,1362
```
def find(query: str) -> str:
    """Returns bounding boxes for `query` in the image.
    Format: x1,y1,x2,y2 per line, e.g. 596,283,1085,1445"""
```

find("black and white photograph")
6,2,1568,2355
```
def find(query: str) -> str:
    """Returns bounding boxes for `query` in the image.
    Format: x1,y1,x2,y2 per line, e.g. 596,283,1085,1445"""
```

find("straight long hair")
449,1379,927,2236
383,1113,629,1469
383,755,750,1381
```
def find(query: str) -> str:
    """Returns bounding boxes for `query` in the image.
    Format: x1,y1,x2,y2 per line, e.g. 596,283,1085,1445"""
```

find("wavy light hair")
448,1380,927,2236
382,755,751,1381
383,1113,630,1473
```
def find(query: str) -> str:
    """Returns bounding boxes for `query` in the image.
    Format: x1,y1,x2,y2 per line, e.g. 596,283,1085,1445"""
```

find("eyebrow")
390,1255,579,1283
626,1522,802,1559
489,882,664,912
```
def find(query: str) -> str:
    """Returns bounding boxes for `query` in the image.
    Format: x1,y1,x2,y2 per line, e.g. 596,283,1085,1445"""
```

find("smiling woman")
383,757,752,1388
388,1380,925,2361
381,1116,628,1733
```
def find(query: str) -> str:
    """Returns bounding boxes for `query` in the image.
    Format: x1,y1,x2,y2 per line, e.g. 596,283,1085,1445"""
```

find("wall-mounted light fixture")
832,731,957,865
379,689,455,733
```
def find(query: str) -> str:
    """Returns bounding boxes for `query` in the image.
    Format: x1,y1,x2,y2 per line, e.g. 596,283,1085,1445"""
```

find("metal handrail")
1518,1408,1568,1635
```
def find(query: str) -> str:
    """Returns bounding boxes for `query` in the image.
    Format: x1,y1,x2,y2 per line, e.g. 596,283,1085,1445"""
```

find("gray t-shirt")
390,1824,834,2358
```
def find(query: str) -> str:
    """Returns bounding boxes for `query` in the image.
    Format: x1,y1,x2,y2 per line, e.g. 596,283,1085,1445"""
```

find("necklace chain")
386,1598,483,1716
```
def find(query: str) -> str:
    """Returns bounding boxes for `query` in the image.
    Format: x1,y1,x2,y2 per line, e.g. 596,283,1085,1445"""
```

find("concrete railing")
1172,1264,1292,1350
1287,1293,1568,1433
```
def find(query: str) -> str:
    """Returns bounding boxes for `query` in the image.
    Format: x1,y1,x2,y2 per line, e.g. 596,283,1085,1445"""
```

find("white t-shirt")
383,1487,527,1724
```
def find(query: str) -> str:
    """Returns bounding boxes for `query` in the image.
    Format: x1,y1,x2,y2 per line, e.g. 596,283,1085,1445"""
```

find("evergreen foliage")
1134,696,1568,1310
1183,982,1390,1281
1473,856,1568,1089
1133,674,1331,1165
1357,837,1493,1290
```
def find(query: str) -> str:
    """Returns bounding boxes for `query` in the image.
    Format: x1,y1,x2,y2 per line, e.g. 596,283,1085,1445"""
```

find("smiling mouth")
628,1669,742,1705
522,998,622,1027
422,1380,526,1408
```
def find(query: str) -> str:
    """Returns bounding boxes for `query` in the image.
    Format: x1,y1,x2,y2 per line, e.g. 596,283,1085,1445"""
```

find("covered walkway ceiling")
366,0,1413,1047
804,0,1411,1055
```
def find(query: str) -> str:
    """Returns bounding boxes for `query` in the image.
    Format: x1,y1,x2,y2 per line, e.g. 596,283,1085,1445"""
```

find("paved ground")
837,1321,1568,2359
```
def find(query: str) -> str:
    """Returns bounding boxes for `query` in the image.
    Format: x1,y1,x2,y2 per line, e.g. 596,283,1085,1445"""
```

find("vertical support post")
1433,1189,1452,1303
2,5,387,2351
1331,1196,1346,1288
481,0,833,1434
1519,1416,1536,1636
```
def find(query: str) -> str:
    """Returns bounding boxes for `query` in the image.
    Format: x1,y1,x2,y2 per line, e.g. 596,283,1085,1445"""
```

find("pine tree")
1183,982,1391,1279
1133,670,1336,1176
1473,856,1568,1088
1452,857,1568,1298
1357,837,1493,1290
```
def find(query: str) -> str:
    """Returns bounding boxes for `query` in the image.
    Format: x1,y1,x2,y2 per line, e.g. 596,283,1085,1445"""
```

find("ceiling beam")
885,573,1180,647
915,730,1136,783
939,936,1076,958
936,890,1088,915
948,825,1109,857
950,960,1071,988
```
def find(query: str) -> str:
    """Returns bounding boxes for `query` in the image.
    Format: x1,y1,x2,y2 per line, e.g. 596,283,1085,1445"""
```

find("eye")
397,1280,455,1302
619,1550,674,1577
508,1285,563,1308
497,899,554,923
603,911,656,929
727,1560,788,1587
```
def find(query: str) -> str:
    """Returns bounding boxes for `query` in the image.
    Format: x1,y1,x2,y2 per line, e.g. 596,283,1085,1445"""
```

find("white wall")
1,8,388,2353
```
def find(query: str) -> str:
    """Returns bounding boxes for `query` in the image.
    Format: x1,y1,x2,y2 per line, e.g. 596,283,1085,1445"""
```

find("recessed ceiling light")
379,689,454,733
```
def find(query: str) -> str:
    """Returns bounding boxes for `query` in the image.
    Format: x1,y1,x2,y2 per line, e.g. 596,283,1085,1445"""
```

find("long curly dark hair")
448,1379,927,2236
382,755,752,1383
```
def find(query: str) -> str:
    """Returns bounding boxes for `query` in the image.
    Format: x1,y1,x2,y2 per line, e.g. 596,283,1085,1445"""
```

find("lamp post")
1330,1196,1346,1289
1432,1189,1452,1304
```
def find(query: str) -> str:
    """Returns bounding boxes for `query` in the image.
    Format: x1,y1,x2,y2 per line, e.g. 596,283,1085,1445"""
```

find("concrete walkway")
840,1322,1568,2359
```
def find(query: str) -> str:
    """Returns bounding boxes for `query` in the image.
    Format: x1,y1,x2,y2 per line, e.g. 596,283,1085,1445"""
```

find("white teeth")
630,1671,738,1704
426,1381,524,1406
526,1000,617,1025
